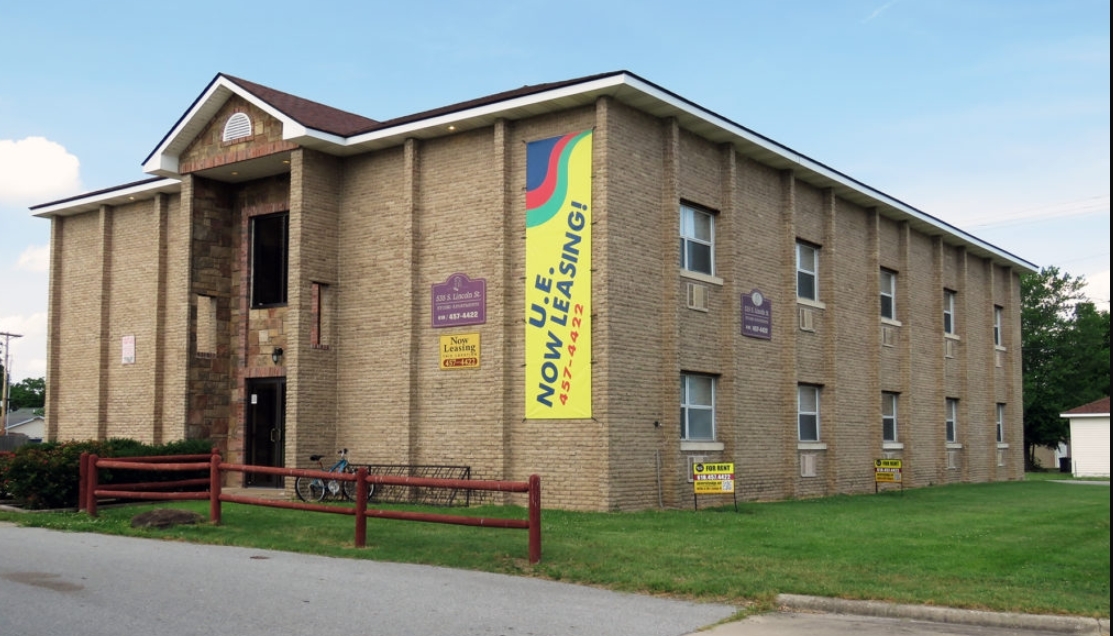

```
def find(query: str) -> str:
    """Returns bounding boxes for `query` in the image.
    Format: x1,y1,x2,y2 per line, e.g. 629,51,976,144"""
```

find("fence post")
355,466,368,548
528,474,541,564
86,454,99,517
209,450,222,525
78,452,88,512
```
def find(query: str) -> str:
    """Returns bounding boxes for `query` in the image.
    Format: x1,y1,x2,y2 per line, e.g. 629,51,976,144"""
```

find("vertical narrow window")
251,212,289,307
996,403,1005,444
882,392,899,442
880,269,896,320
196,294,217,356
993,305,1003,346
679,204,714,275
945,398,959,443
680,373,715,441
798,384,820,442
311,283,332,348
796,242,819,301
943,290,956,334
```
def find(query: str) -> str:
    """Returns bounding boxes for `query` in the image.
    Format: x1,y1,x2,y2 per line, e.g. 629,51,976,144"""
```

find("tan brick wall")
49,212,103,440
103,200,160,442
287,149,340,467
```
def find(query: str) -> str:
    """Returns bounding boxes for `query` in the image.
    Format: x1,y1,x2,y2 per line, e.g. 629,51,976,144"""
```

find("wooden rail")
79,452,542,563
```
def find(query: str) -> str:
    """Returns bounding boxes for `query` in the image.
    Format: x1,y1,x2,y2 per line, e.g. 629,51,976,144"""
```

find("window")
251,212,289,307
880,270,896,320
311,282,332,349
196,295,217,357
681,374,715,441
993,306,1003,346
680,204,714,275
796,242,818,301
945,398,958,443
798,384,820,442
943,290,956,334
996,403,1005,443
882,392,899,442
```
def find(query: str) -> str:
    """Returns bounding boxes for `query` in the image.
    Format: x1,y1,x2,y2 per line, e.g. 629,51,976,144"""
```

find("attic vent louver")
222,112,252,142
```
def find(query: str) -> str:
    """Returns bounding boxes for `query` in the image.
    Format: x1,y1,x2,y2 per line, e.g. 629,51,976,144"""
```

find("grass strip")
2,478,1107,617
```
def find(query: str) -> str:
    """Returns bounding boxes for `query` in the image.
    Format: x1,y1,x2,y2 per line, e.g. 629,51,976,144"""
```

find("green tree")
8,377,46,412
1021,267,1111,468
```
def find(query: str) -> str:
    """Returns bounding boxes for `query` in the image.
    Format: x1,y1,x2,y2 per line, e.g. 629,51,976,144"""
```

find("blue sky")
1,0,1108,382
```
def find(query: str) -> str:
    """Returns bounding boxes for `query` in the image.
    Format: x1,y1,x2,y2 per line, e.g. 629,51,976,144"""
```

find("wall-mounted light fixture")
271,347,284,365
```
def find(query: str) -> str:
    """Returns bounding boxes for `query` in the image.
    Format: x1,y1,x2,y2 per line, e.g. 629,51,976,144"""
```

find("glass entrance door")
245,377,286,488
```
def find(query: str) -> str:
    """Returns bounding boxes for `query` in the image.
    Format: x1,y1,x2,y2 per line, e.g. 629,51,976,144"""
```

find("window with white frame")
996,403,1005,443
796,242,819,301
798,384,820,442
945,398,959,443
880,269,896,320
681,373,715,441
882,392,899,442
680,204,714,275
943,290,957,334
993,306,1003,346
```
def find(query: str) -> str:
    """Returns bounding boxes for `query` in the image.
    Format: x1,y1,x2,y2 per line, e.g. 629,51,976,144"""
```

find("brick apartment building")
32,71,1036,510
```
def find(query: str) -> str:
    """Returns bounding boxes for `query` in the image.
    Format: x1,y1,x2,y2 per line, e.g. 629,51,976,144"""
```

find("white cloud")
0,137,82,206
0,312,47,383
1083,269,1110,307
16,245,50,273
863,0,900,23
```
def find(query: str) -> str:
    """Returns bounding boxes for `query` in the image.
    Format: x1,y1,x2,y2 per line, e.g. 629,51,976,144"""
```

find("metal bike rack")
356,464,472,506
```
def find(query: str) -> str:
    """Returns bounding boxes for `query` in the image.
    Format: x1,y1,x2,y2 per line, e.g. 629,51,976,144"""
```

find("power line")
961,194,1110,229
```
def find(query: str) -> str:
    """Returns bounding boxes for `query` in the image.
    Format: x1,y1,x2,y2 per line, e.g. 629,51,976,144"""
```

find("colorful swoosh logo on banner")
525,130,590,228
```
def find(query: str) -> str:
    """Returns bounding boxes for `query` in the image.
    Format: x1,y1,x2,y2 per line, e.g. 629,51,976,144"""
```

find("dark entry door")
245,378,286,488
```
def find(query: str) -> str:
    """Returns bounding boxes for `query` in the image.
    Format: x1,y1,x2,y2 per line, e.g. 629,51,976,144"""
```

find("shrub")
0,451,14,499
3,438,214,510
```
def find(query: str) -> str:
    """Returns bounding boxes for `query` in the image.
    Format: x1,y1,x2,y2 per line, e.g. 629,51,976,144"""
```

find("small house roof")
1061,396,1111,418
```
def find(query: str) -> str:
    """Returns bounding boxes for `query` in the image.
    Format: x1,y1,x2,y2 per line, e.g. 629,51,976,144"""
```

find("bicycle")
293,448,374,503
294,448,351,502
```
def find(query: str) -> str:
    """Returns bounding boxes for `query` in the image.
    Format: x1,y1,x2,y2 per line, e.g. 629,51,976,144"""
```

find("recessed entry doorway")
245,377,286,488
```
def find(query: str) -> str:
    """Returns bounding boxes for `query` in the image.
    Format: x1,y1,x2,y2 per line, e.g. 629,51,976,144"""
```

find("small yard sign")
874,458,903,493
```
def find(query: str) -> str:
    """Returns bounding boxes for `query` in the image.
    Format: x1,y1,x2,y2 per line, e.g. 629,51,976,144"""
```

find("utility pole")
0,332,22,436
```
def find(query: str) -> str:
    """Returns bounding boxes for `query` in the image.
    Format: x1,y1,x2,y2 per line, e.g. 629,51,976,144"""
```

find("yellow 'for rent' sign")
874,458,903,482
693,462,735,494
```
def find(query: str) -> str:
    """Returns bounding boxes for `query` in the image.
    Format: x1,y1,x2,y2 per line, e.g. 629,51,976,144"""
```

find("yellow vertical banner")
524,130,592,419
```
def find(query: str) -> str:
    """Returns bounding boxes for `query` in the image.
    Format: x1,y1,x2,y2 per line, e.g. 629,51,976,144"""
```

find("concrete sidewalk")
695,595,1110,636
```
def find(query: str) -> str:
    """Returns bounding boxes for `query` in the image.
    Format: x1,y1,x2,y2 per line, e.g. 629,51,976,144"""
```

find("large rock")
130,508,205,529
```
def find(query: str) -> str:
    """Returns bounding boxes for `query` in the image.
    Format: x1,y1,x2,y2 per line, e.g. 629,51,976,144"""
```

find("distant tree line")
1,370,45,414
1021,266,1110,469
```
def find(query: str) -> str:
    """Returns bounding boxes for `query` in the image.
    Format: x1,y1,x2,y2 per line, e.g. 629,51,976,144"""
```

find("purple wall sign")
432,273,487,328
742,289,772,340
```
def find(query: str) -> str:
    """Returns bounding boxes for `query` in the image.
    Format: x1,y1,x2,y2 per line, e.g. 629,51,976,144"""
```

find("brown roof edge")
221,74,379,137
29,176,169,210
349,70,631,135
1062,396,1111,416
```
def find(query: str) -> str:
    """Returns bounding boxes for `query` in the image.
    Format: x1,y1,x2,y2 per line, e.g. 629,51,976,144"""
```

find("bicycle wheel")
341,467,375,502
294,476,326,502
324,477,343,500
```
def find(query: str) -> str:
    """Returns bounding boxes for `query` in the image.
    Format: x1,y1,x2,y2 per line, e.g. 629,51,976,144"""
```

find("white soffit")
31,178,181,218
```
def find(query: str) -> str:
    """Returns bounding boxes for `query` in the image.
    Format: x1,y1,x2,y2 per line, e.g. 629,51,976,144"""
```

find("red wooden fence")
79,451,542,563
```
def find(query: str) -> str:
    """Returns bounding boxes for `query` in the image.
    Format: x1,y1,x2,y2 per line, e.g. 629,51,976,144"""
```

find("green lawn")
2,478,1108,618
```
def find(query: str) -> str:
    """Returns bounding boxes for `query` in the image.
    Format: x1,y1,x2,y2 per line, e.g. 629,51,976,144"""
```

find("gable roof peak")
218,73,378,136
